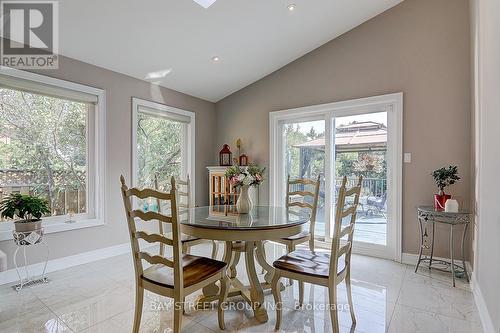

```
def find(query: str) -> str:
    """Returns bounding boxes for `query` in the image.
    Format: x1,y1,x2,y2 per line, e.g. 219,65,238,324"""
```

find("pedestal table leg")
245,241,268,323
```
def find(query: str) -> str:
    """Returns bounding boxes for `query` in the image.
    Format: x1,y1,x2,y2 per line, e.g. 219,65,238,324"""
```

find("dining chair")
155,174,219,259
271,175,363,333
274,175,321,252
269,175,320,282
120,175,230,333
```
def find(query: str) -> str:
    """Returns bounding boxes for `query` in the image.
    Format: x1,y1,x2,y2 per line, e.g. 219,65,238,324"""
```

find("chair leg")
211,241,219,259
328,286,340,333
260,242,267,274
132,285,144,333
286,244,295,286
298,281,304,307
271,270,282,330
174,295,183,333
218,273,230,330
346,272,356,326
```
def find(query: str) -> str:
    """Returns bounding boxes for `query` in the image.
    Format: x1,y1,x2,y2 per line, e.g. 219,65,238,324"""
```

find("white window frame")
131,98,195,208
269,93,403,261
0,67,107,241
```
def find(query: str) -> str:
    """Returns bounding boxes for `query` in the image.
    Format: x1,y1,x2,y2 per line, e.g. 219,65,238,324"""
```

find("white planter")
14,220,42,233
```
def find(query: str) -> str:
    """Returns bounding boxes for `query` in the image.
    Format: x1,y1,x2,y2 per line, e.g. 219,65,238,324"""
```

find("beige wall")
215,0,472,259
0,53,216,269
473,0,500,330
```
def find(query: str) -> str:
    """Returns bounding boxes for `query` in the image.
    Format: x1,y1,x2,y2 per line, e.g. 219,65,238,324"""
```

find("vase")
434,193,451,211
236,185,253,214
444,199,459,213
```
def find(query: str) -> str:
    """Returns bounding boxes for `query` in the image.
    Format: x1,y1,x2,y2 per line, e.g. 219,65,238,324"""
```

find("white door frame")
131,97,196,208
269,93,403,261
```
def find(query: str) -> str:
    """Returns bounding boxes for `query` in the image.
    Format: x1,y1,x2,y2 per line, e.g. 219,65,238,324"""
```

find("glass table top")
417,206,471,215
179,205,310,230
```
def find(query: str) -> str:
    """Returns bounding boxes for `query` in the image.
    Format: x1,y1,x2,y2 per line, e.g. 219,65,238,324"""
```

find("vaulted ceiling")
58,0,403,102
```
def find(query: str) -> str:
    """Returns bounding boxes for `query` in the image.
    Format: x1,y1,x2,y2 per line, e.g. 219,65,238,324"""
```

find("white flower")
237,174,245,182
243,175,254,186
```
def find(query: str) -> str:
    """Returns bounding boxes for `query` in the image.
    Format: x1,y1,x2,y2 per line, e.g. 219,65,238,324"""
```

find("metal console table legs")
415,206,471,287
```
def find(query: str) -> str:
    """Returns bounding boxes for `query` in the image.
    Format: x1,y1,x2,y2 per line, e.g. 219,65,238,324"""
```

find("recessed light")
212,56,220,62
287,4,296,11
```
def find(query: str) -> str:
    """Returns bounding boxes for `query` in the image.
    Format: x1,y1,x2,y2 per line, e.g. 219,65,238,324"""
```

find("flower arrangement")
226,164,265,188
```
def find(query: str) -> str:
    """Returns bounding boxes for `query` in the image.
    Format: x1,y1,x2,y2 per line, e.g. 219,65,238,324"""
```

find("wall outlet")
404,153,412,163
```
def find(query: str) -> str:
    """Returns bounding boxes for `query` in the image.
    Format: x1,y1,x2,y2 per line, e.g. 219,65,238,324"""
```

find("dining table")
179,205,310,323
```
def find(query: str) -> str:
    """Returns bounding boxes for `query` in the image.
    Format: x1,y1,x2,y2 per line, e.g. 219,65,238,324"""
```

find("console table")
415,206,471,287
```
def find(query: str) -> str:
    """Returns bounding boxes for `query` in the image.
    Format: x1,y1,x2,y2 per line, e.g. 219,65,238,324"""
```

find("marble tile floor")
0,243,483,333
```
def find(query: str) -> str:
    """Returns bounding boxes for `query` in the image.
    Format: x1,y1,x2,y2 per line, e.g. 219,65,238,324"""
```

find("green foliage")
0,193,50,222
136,113,183,190
431,165,460,193
284,124,325,178
246,163,266,178
336,152,357,177
225,165,242,179
0,88,87,214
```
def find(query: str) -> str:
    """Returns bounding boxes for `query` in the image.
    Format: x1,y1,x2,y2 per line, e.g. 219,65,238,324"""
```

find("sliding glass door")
270,94,402,260
333,112,388,246
282,119,326,239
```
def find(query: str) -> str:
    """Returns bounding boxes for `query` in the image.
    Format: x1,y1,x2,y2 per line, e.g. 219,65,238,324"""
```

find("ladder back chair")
155,174,219,258
271,176,363,333
120,175,230,333
274,174,321,252
269,175,320,280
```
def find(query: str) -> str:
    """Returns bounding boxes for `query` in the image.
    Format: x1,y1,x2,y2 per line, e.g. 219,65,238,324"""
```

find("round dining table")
179,205,310,323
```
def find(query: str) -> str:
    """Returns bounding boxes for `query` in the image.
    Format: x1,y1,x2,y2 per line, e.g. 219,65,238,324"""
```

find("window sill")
0,219,105,242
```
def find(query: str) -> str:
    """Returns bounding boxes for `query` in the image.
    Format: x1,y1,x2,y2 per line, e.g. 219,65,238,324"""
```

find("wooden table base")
195,240,284,323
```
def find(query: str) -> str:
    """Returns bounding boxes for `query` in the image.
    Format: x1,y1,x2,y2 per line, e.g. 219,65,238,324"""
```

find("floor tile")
0,242,482,333
398,271,480,323
0,296,72,333
387,303,483,333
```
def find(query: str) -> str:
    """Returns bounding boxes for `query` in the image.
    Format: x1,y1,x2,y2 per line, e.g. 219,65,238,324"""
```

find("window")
132,98,195,209
0,68,106,238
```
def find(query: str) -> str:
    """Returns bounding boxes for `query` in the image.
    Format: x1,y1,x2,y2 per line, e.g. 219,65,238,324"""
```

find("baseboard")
470,273,496,333
0,242,133,286
402,252,473,275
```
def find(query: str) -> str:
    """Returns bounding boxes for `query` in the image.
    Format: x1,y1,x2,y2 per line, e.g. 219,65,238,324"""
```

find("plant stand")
12,228,49,291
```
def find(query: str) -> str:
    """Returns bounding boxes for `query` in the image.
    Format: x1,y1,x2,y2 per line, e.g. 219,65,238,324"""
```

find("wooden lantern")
219,144,232,166
239,154,248,166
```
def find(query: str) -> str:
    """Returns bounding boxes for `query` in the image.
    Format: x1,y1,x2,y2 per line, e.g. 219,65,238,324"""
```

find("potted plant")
431,165,460,210
0,193,50,233
226,164,265,214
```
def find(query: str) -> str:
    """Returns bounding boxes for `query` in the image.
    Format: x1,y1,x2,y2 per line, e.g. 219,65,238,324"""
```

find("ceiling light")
287,4,296,11
212,56,220,62
193,0,217,9
145,68,172,80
